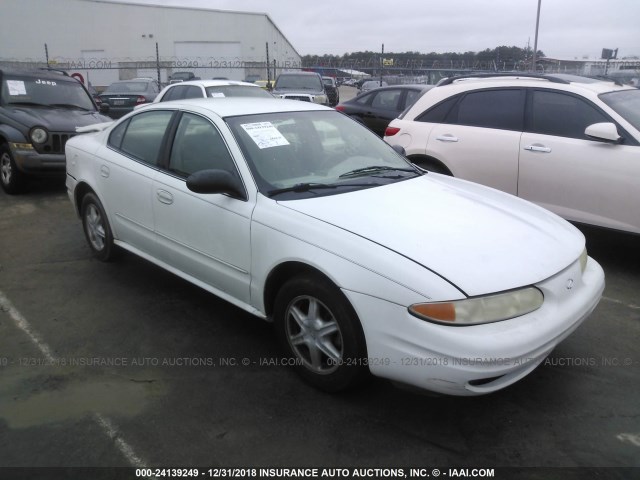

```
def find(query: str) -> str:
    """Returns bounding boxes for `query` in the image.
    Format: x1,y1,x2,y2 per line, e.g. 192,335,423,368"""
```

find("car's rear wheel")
0,144,25,194
81,192,117,261
274,274,369,392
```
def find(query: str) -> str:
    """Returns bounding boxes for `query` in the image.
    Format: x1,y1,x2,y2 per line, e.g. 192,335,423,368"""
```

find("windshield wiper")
49,103,91,111
338,165,418,179
7,101,49,107
267,182,378,197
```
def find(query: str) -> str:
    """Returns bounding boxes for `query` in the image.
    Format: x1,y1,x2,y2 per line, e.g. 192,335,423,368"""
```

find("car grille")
34,132,76,154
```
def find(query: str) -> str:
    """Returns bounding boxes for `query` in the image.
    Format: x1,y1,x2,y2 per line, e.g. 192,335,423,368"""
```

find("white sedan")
133,79,273,111
65,98,604,395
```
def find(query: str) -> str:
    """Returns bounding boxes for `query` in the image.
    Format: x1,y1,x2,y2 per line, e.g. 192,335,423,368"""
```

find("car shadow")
576,224,640,273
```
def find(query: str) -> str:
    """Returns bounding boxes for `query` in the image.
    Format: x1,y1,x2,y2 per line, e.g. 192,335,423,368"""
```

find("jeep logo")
35,79,57,86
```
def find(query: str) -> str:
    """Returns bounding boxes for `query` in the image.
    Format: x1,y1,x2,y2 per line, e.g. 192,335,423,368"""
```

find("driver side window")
168,112,237,177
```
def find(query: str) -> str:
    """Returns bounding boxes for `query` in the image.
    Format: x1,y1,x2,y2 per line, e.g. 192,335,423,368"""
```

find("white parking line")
617,433,640,447
94,413,149,467
0,290,56,363
0,289,148,469
602,296,640,310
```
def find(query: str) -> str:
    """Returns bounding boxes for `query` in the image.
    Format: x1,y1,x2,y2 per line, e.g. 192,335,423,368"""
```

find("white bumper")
344,256,605,395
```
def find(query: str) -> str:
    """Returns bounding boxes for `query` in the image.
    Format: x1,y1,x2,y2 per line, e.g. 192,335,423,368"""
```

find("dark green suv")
0,68,111,194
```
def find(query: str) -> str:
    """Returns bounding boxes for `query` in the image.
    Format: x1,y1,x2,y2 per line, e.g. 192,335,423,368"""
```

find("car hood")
279,174,584,297
7,106,111,131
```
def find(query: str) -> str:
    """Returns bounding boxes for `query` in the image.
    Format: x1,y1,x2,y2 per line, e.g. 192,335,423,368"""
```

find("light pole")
532,0,542,72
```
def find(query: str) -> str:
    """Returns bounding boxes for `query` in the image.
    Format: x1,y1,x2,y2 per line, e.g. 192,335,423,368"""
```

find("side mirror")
391,144,406,156
186,169,246,200
585,122,622,144
99,103,110,114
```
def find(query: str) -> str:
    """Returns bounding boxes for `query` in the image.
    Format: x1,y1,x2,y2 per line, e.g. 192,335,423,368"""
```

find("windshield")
599,89,640,131
274,75,323,91
226,110,420,199
1,75,96,110
104,81,149,94
205,85,273,98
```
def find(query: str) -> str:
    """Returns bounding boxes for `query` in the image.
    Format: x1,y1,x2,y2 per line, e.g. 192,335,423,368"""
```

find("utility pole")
155,42,161,87
265,42,271,90
380,43,384,86
532,0,542,72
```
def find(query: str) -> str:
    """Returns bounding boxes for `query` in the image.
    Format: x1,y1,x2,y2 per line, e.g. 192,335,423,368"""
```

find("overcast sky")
111,0,639,59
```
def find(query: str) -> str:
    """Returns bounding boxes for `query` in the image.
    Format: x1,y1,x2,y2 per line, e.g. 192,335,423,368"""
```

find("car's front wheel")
81,192,117,261
274,274,369,392
0,144,25,194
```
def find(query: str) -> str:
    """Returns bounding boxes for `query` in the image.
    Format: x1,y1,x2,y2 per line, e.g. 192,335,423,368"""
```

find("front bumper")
344,256,605,396
10,143,65,174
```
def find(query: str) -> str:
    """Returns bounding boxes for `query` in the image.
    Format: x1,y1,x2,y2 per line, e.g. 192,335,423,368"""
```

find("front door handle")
156,189,174,205
436,135,459,142
524,145,552,153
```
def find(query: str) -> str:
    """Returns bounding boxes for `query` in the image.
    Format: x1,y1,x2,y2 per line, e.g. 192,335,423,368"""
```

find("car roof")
140,97,330,118
372,84,432,90
0,68,78,83
163,79,260,88
436,74,633,95
112,79,153,84
278,71,320,76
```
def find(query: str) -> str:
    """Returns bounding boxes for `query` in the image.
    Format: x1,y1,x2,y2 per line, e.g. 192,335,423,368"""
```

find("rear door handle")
156,189,174,205
436,135,458,142
524,145,552,153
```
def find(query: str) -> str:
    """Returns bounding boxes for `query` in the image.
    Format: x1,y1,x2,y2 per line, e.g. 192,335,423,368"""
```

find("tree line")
301,46,544,71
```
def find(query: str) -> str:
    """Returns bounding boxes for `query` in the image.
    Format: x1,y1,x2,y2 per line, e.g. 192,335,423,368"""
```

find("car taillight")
136,96,146,104
385,126,400,136
335,105,345,111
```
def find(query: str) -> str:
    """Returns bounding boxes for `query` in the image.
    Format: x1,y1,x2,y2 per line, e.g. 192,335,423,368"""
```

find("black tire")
81,192,117,262
274,274,369,392
0,144,26,194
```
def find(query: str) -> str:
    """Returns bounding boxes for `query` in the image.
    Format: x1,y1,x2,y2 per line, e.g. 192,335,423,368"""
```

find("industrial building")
0,0,301,87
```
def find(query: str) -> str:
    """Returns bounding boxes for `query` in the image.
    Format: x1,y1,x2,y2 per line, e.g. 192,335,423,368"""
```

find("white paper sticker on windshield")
7,80,27,95
209,92,225,98
241,122,290,149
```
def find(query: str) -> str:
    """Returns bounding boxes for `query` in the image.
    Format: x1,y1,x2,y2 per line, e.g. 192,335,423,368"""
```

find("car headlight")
313,95,328,104
30,127,48,144
409,287,544,326
579,247,588,274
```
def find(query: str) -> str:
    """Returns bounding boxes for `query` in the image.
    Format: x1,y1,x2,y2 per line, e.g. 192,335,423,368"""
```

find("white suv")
384,74,640,234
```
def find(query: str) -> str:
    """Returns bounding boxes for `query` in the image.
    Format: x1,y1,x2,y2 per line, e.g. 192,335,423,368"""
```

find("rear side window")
452,89,525,131
162,85,201,102
403,89,422,109
111,111,173,165
528,90,610,139
108,119,129,149
355,92,372,105
371,89,402,110
416,96,458,123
